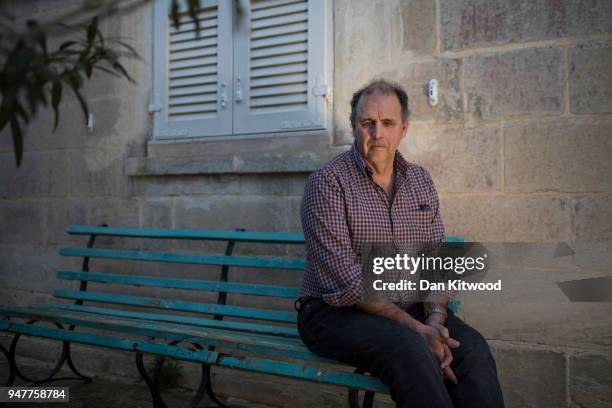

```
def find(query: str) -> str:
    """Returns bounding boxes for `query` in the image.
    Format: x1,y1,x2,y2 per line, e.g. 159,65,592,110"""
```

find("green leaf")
170,0,180,29
59,41,77,50
85,60,93,78
51,81,62,131
87,16,98,44
66,80,89,126
188,0,201,35
0,111,9,132
10,117,23,168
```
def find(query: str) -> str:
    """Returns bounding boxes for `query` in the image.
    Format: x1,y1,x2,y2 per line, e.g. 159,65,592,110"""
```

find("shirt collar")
351,142,409,180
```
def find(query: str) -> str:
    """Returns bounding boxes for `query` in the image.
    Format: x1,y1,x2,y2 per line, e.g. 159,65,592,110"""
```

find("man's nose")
370,123,383,139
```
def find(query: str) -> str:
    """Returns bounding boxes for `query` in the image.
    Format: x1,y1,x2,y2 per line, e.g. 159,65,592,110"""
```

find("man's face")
353,90,408,170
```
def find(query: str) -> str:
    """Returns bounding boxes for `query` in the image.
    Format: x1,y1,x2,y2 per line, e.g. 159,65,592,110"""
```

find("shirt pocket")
398,209,434,242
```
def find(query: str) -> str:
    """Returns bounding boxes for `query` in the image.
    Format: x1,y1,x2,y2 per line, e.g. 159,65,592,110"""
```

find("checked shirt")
299,144,446,308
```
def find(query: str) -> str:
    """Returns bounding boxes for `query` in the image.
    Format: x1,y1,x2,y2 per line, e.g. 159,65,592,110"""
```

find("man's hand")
417,321,460,384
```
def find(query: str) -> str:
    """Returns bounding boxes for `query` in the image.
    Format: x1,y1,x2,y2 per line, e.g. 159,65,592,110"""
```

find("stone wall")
1,0,611,407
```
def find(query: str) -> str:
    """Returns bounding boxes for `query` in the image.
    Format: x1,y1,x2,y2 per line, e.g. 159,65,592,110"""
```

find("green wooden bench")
0,225,462,408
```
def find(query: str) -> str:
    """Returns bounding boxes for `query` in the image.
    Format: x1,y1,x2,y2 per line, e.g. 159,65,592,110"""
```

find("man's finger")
440,344,453,369
440,326,450,339
443,366,458,385
446,337,461,348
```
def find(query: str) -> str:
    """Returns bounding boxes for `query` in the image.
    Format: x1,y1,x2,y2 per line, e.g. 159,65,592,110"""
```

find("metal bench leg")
0,343,15,386
136,350,168,408
8,320,89,385
145,341,222,408
202,363,228,408
347,368,376,408
64,341,91,382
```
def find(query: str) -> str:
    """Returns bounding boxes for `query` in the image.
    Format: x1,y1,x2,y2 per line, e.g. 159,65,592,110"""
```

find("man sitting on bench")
296,79,505,408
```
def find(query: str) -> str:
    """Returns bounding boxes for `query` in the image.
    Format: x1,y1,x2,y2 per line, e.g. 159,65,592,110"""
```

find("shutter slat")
251,21,307,40
251,93,307,107
169,93,218,106
250,32,307,50
170,27,217,44
252,12,307,30
170,18,217,34
250,42,307,59
170,55,217,71
251,62,307,79
170,75,217,88
173,8,217,23
170,47,217,62
169,84,217,97
250,72,307,88
251,0,303,12
251,52,306,69
170,37,217,52
251,1,307,20
170,65,217,80
169,103,217,115
250,83,307,97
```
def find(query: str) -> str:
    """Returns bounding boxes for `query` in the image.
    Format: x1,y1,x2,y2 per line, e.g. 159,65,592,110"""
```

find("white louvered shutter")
233,0,329,134
152,0,233,138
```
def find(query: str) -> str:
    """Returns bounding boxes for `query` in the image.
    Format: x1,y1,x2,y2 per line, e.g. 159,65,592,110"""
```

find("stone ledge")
126,147,348,176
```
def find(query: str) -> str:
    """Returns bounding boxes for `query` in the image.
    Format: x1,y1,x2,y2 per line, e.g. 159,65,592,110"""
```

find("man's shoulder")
404,161,434,183
308,149,354,184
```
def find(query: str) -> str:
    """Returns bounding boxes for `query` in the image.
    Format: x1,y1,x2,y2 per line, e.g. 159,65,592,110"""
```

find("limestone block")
441,0,612,51
132,174,242,197
440,195,573,242
400,0,437,55
466,298,612,352
464,47,564,119
400,123,500,193
46,199,88,245
0,151,69,198
0,244,72,293
570,41,612,114
490,344,566,408
504,117,612,193
0,201,44,244
570,353,612,408
69,149,126,197
396,58,463,123
573,196,612,241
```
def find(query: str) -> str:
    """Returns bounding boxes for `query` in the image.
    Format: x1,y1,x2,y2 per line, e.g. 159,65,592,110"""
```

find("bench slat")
56,304,299,337
57,271,300,299
0,306,330,364
53,290,297,323
67,225,306,244
59,248,305,270
0,320,388,393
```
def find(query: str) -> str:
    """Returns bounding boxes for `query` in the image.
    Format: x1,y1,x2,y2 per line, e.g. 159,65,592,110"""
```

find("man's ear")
401,120,409,138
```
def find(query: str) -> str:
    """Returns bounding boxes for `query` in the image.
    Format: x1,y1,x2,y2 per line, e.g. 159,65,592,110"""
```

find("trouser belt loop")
294,296,314,312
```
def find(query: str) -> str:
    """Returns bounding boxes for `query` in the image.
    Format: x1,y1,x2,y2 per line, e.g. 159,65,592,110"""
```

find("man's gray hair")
349,79,411,129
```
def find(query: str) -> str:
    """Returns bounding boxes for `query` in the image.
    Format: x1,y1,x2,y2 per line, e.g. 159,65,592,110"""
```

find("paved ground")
0,359,274,408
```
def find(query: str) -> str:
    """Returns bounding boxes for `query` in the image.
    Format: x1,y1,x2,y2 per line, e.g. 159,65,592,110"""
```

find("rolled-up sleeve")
300,171,364,307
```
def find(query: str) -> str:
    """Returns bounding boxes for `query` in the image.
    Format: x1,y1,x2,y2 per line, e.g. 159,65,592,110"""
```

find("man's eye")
383,121,393,127
361,121,372,127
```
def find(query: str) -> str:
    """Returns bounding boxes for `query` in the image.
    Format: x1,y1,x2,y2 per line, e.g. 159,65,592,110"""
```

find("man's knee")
453,324,497,370
377,328,438,371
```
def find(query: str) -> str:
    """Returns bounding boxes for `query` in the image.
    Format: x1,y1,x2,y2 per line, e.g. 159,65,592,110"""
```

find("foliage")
0,0,205,168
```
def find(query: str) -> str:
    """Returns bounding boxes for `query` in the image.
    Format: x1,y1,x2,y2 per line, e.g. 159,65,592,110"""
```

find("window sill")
126,131,349,176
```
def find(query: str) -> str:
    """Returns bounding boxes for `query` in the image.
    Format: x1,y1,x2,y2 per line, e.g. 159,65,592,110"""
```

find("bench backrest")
56,225,463,338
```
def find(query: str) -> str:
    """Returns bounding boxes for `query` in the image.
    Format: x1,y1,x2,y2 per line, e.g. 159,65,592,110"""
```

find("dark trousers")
297,298,504,408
